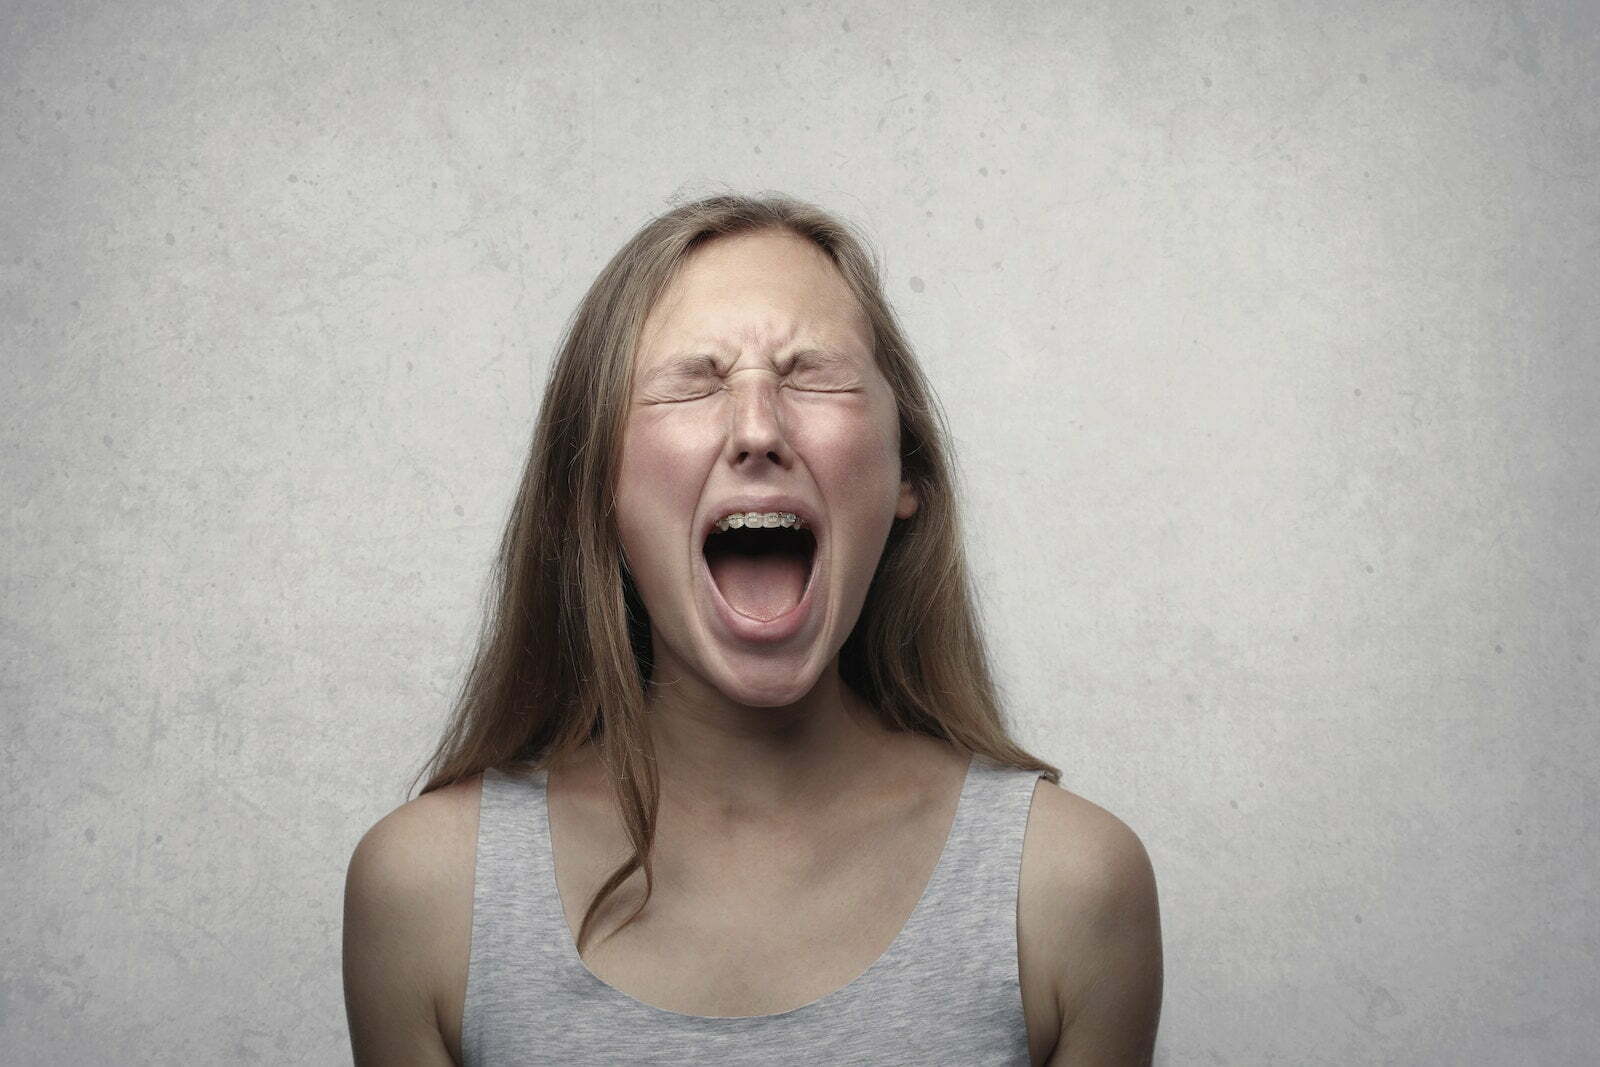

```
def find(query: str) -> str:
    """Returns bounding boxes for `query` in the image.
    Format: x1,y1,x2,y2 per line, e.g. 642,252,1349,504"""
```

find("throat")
706,551,808,621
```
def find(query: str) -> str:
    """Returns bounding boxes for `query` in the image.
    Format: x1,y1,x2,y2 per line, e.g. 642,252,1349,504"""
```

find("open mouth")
702,522,818,623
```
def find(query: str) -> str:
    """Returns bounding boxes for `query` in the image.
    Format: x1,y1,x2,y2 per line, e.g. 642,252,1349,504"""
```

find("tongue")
707,552,807,622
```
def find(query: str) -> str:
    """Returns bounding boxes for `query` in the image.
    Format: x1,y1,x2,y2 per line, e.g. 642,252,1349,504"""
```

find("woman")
343,193,1163,1065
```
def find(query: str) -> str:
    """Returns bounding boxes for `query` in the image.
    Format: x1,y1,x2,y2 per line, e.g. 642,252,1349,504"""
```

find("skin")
611,225,920,823
342,226,1163,1064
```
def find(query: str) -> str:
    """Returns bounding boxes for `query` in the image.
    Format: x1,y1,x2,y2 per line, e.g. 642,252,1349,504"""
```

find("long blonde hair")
414,191,1061,955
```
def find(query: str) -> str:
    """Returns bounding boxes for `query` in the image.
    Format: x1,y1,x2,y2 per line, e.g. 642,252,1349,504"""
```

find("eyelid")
667,380,836,401
659,354,849,395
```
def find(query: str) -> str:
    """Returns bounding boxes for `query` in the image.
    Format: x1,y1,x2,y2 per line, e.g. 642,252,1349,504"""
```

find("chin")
707,662,824,709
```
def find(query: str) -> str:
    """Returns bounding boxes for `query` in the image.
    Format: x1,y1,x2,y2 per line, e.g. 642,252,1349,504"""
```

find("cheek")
800,403,900,492
618,424,680,501
615,415,710,557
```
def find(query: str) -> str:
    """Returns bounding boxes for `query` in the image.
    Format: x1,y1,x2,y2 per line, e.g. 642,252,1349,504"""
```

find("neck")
639,663,898,828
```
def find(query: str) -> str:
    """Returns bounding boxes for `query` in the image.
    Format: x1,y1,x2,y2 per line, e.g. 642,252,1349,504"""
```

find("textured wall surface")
3,1,1596,1063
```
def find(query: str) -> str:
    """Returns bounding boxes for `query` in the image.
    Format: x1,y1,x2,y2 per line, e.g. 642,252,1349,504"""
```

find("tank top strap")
884,752,1048,990
462,764,580,1060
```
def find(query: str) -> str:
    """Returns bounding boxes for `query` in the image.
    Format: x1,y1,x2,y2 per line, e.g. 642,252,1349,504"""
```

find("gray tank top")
462,751,1048,1065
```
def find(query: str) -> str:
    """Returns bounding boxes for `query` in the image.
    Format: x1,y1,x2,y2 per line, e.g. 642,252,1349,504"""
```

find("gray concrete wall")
3,1,1595,1062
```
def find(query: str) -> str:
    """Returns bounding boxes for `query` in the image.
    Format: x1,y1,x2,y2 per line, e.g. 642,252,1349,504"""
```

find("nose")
724,368,791,470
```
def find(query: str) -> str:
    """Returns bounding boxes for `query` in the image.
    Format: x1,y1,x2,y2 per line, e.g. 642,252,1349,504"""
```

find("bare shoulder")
343,775,482,1066
1025,780,1159,930
1024,779,1164,1065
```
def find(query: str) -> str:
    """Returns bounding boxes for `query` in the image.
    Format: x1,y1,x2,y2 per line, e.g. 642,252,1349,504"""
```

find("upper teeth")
715,511,807,532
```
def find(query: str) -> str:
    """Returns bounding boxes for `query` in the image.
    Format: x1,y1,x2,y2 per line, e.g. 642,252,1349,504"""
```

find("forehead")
635,228,871,372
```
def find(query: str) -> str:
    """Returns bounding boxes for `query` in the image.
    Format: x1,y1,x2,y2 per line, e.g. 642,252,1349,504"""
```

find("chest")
542,775,1063,1064
560,816,942,1017
589,896,915,1017
438,773,1067,1064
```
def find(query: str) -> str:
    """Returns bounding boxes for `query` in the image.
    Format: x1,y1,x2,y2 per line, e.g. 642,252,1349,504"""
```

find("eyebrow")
650,353,722,378
642,347,849,382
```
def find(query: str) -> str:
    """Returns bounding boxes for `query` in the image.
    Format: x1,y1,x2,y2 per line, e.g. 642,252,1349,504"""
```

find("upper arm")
1042,791,1164,1066
342,784,476,1066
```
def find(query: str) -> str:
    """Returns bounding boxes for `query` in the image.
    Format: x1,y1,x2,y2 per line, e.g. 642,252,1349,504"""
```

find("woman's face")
615,227,917,709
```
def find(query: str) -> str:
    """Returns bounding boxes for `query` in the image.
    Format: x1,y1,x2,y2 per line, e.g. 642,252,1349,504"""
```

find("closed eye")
668,383,849,400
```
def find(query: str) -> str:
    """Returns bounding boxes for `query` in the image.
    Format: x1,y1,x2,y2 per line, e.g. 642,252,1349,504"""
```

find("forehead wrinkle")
655,313,799,373
733,316,799,359
635,246,872,380
645,342,859,384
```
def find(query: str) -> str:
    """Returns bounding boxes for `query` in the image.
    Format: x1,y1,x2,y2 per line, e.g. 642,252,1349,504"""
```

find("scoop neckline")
536,752,980,1022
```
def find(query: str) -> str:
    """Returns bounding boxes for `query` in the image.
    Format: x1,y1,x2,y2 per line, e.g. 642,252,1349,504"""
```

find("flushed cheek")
615,424,707,584
805,413,901,518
